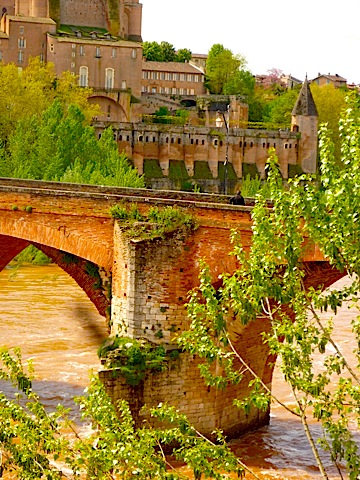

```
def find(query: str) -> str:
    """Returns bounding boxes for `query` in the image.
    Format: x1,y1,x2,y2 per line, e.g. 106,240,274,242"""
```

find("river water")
0,264,358,479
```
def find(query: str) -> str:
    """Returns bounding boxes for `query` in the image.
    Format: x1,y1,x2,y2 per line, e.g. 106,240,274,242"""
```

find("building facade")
141,60,206,96
0,2,142,90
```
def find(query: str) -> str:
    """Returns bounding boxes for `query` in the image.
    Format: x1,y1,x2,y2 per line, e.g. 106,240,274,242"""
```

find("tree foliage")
205,44,247,94
0,347,247,479
178,94,360,479
142,41,192,63
310,83,348,160
0,100,144,188
0,58,98,144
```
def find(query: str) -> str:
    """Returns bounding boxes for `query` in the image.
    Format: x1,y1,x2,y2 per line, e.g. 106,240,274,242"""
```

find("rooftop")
142,60,204,74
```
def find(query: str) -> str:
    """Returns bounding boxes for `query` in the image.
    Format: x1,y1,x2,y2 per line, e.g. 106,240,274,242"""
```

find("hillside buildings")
0,0,320,193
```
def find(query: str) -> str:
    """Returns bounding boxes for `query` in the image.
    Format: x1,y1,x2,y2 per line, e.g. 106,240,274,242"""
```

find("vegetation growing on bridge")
110,204,198,240
98,336,169,386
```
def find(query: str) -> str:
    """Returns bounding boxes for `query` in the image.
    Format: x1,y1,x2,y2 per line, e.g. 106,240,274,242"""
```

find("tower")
291,76,319,173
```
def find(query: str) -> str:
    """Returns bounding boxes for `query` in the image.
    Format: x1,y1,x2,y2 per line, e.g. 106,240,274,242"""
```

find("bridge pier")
105,220,273,439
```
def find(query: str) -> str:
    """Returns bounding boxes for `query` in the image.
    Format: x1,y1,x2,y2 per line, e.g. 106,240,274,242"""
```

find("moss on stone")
169,160,188,180
107,0,120,36
49,0,60,25
218,162,238,181
242,163,260,179
288,164,304,178
193,161,213,180
144,159,163,178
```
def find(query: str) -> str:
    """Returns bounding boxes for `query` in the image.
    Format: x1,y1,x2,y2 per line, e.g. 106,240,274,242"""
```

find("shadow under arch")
89,94,129,123
0,234,111,322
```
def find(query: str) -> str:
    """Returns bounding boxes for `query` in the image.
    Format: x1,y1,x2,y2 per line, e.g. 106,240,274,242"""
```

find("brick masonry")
0,180,345,437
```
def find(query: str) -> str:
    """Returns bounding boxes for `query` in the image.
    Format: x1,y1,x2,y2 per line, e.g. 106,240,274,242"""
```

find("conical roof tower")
291,76,319,174
292,76,318,117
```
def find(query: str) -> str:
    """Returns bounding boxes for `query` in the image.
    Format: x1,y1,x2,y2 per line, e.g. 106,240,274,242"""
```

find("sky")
141,0,360,85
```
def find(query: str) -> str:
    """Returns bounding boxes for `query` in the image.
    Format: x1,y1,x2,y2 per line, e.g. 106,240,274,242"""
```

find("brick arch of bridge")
215,261,346,436
0,228,112,320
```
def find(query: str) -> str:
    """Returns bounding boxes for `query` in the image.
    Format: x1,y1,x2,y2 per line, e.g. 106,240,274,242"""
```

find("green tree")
142,41,189,63
178,94,360,479
142,40,164,61
222,69,255,98
310,83,350,160
4,100,144,188
0,58,98,145
263,85,301,126
160,41,176,62
205,44,246,94
175,48,192,63
0,347,249,479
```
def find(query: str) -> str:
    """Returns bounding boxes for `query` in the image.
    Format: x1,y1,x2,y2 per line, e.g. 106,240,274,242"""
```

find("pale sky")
141,0,360,85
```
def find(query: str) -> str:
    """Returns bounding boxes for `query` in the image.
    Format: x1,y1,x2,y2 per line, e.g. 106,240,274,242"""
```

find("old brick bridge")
0,178,344,438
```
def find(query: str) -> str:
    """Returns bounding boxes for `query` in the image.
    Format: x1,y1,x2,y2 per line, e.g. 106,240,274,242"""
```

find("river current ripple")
0,265,358,479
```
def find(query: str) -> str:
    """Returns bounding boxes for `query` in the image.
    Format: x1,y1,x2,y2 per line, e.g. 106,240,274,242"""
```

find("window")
18,37,26,48
39,53,44,62
72,44,76,49
172,87,176,94
79,66,88,87
105,68,114,89
80,45,85,56
18,51,24,63
121,80,127,90
0,51,2,61
72,51,76,57
151,87,156,93
160,72,165,80
95,47,101,58
180,73,186,81
50,44,54,53
19,26,24,34
143,71,149,79
71,62,75,69
111,48,116,58
131,49,137,59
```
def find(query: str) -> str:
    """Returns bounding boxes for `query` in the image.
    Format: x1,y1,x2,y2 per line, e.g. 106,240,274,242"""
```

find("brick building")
141,60,206,96
0,0,143,119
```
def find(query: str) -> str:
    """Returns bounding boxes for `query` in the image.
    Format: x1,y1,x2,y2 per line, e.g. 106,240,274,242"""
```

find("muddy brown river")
0,264,358,479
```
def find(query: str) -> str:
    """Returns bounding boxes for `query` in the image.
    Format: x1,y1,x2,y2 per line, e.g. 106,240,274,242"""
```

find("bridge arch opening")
0,262,109,412
0,237,111,322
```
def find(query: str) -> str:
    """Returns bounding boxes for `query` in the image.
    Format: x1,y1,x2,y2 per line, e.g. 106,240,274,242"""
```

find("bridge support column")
106,221,273,439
